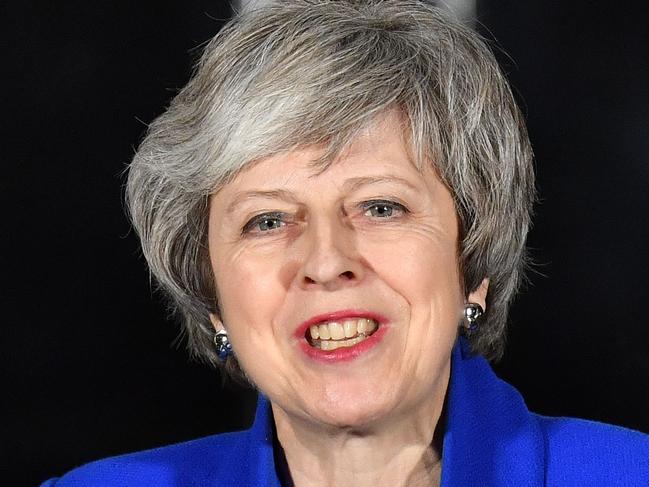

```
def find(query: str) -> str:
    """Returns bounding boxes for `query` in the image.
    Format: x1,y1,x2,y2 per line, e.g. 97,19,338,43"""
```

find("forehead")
218,111,426,194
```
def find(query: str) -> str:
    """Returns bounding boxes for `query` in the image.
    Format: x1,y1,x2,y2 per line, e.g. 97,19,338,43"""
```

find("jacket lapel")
441,338,545,486
228,395,283,487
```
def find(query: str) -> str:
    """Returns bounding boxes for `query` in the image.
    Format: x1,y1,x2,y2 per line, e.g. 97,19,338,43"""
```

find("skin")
208,111,488,487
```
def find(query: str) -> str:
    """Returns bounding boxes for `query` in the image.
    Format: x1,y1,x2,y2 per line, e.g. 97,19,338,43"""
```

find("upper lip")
293,309,389,339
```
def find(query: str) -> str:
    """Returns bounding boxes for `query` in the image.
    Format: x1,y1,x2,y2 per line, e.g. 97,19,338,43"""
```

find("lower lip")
298,325,388,363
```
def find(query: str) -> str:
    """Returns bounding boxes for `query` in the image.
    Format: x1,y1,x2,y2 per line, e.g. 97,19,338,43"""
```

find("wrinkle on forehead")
306,108,417,175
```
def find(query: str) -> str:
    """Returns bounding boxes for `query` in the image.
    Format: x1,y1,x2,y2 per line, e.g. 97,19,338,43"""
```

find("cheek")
211,250,285,338
367,225,460,280
363,233,462,318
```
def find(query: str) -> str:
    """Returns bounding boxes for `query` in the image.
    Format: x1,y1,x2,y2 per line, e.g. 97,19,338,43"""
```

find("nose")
297,215,364,291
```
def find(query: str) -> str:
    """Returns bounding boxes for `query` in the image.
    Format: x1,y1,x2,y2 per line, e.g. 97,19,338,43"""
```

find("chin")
309,383,398,430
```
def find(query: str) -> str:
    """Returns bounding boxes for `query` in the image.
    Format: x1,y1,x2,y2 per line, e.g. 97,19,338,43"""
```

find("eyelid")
359,199,409,213
241,211,290,235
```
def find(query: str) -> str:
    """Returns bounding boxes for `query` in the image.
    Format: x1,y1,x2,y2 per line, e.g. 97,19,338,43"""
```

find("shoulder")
534,414,649,486
40,429,252,487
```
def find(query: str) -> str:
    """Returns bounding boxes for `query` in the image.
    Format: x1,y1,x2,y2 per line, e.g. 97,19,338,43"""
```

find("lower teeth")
314,333,369,351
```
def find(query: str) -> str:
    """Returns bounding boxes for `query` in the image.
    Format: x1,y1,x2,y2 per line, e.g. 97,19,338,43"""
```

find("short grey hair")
126,0,534,374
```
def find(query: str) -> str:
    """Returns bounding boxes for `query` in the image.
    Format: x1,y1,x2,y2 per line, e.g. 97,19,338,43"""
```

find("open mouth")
306,318,379,351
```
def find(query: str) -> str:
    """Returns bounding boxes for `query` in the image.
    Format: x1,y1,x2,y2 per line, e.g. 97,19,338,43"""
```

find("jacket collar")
441,338,545,486
239,392,283,486
247,338,545,486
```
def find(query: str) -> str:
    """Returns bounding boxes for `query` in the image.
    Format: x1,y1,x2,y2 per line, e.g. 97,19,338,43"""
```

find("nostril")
340,271,355,280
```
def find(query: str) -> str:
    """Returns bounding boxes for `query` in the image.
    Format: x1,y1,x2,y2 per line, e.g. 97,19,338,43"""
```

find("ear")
467,278,489,310
209,313,225,332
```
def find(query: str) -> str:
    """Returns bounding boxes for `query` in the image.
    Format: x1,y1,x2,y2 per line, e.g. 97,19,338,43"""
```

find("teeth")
318,324,331,339
319,335,365,351
329,322,345,340
343,321,355,338
308,318,378,347
357,318,368,334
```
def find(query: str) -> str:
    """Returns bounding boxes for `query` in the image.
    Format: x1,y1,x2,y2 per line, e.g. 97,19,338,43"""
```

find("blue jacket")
42,340,649,486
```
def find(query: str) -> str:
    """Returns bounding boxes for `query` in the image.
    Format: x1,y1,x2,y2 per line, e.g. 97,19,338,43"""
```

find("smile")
307,318,379,350
295,310,388,363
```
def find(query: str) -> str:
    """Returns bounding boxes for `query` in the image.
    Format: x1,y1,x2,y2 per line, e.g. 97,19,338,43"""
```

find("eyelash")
241,200,409,236
360,199,409,219
241,211,288,235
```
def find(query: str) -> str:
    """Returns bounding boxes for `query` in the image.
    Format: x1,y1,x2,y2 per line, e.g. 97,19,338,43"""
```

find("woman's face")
208,112,487,428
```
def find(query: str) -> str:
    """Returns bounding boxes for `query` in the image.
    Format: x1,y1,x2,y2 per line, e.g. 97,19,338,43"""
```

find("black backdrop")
2,2,647,485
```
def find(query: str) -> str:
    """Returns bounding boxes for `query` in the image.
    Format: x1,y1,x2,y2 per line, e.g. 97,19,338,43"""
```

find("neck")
271,383,447,487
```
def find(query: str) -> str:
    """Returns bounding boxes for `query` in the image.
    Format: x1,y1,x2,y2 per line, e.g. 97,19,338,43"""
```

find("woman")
42,0,648,485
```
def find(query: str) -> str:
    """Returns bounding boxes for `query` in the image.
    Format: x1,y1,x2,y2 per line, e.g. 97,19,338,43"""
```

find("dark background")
2,1,647,485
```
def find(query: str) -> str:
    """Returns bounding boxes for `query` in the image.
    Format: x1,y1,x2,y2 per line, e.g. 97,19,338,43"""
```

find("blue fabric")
42,339,649,486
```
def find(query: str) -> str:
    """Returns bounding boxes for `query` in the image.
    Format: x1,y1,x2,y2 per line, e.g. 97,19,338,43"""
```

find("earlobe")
467,278,489,311
209,313,225,332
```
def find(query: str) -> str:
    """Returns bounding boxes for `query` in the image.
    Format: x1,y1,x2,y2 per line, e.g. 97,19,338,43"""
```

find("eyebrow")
225,175,418,215
225,189,298,215
342,175,420,192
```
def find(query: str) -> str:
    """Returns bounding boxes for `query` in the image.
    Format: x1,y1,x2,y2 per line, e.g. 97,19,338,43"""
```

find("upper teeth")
309,318,378,341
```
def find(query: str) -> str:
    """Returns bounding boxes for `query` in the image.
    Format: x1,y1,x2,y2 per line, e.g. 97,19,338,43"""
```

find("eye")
362,200,408,218
242,212,288,235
